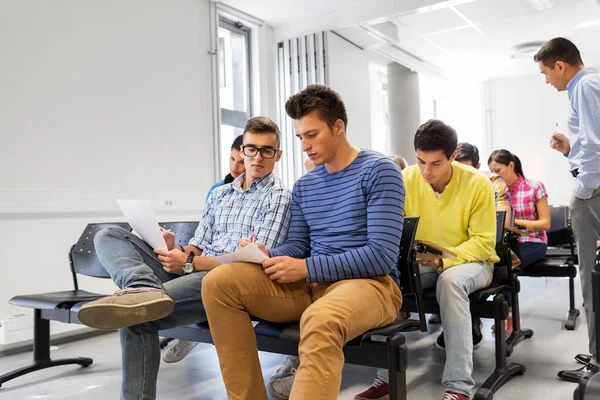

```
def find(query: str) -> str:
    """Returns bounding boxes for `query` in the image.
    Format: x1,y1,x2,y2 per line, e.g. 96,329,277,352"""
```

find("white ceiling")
220,0,600,80
218,0,377,25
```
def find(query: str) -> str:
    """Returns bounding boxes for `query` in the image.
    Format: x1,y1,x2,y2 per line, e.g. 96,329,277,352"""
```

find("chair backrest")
396,216,427,332
159,221,200,247
547,206,572,247
494,211,513,274
70,223,132,280
397,217,420,294
496,211,506,245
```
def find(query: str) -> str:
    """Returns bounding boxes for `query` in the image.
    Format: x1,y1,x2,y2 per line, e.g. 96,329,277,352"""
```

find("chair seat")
9,290,107,310
419,285,511,319
254,322,301,341
254,320,411,346
545,248,572,257
520,258,577,278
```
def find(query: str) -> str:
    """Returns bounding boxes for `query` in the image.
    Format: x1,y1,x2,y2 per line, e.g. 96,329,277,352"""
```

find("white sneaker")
269,355,300,380
267,372,295,400
161,339,198,363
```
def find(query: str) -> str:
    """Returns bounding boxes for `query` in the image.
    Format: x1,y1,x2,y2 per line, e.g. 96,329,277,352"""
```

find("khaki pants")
201,262,403,400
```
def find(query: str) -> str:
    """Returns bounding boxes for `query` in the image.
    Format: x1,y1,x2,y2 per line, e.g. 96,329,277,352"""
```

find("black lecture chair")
516,205,580,330
0,222,131,388
402,211,527,400
247,216,427,400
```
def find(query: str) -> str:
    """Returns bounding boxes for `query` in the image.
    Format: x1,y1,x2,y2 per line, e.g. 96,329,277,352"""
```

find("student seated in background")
200,84,405,400
206,134,245,201
488,149,550,267
76,117,292,400
456,143,512,218
162,134,247,363
404,120,498,400
390,154,408,170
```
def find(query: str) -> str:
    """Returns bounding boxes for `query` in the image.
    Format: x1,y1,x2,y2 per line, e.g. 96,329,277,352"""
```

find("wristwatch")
183,251,195,275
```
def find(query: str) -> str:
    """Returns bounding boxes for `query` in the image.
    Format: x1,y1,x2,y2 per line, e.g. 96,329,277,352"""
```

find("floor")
0,277,591,399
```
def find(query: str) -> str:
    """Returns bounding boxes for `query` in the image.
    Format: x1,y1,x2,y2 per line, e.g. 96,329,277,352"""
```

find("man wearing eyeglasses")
77,116,292,400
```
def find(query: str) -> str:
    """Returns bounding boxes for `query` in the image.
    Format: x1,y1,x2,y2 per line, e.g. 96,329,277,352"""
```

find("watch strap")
186,251,195,264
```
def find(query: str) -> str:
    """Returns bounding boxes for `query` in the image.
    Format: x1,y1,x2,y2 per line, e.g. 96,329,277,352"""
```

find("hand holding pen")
549,123,570,155
238,233,270,257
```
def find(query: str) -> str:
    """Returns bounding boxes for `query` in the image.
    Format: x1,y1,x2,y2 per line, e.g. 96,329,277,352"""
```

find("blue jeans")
94,226,208,400
518,241,547,267
377,261,492,396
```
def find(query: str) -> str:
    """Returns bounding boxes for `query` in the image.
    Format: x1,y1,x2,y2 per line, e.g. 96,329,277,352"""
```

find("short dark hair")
534,37,583,67
413,119,458,159
285,84,348,130
456,142,480,167
231,135,243,151
488,149,526,179
243,116,281,148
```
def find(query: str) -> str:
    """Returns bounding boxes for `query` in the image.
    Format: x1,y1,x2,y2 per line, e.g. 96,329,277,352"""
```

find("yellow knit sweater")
402,162,499,270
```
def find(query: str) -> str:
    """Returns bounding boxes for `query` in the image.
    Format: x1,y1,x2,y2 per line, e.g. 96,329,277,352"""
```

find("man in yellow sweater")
403,120,498,400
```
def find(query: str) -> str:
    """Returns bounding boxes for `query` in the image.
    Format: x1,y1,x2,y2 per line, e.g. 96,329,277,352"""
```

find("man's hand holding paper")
154,248,187,275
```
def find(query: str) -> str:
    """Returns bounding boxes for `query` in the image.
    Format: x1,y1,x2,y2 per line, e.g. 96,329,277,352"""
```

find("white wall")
0,0,215,208
326,32,372,151
0,0,215,341
485,74,573,206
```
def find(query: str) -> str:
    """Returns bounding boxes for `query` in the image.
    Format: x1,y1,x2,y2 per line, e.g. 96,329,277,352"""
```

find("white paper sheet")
117,199,167,250
211,243,269,265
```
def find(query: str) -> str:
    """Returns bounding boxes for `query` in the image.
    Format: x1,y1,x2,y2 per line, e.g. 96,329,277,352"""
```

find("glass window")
218,17,251,178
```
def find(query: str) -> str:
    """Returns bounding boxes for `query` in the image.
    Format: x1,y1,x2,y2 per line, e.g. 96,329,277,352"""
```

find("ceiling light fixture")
575,19,600,29
450,6,484,34
413,0,477,15
521,0,555,11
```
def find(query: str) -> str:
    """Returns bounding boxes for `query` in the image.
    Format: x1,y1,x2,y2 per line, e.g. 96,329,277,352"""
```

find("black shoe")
435,320,483,350
576,353,593,365
436,332,446,350
558,365,599,383
472,318,483,348
429,314,441,324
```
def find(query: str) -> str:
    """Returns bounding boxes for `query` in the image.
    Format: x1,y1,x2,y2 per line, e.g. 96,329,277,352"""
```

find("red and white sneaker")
442,390,470,400
354,378,389,400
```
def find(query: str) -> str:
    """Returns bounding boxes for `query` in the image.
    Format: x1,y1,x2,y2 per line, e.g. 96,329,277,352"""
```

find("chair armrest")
346,319,420,347
471,285,511,302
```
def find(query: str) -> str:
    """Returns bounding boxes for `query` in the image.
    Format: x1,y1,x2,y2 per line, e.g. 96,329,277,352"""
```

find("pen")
249,234,256,243
550,123,558,146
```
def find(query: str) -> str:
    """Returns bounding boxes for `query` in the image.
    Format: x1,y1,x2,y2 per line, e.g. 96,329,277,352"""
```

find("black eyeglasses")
241,145,279,159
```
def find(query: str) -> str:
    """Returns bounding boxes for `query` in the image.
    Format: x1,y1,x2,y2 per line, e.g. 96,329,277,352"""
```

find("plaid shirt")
188,173,292,256
509,176,548,245
485,172,511,210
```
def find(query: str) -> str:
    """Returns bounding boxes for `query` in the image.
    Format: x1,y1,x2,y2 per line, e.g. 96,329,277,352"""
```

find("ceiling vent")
509,41,545,60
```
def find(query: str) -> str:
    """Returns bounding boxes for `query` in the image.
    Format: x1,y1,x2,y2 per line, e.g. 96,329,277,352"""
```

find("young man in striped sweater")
201,84,406,400
403,120,498,400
